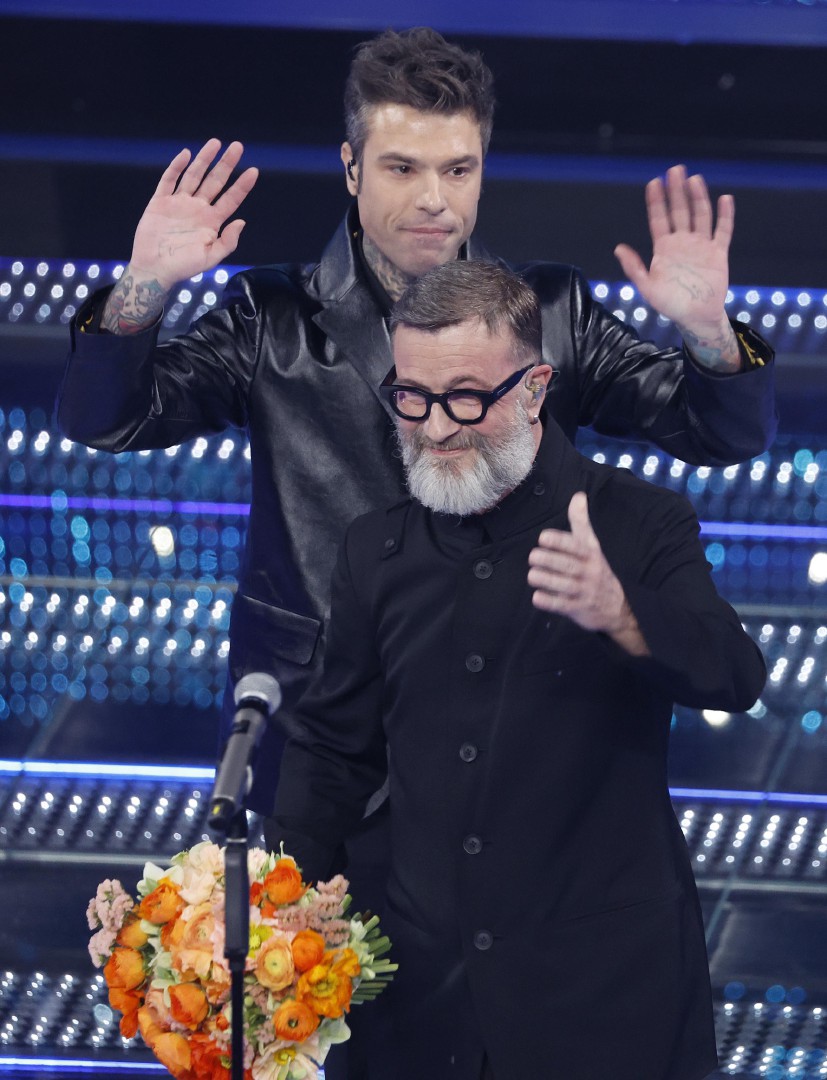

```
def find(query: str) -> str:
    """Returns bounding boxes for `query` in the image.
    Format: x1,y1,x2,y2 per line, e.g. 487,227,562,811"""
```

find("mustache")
406,427,484,453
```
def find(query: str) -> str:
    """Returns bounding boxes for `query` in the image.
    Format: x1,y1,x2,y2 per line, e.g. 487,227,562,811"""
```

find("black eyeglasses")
381,364,534,425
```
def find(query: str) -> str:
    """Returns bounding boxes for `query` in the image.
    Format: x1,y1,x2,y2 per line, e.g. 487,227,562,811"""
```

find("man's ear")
341,143,358,196
525,363,553,399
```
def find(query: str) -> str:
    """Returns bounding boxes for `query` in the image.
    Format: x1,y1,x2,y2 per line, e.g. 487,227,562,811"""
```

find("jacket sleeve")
596,480,767,710
55,272,266,451
526,263,777,466
271,524,388,883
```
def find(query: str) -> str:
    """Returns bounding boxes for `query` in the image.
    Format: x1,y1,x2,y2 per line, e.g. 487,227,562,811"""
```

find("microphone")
208,672,282,833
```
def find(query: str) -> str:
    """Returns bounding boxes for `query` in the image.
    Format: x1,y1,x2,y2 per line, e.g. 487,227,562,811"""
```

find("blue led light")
801,711,823,733
1,763,825,804
0,1059,164,1073
0,494,252,516
0,760,216,780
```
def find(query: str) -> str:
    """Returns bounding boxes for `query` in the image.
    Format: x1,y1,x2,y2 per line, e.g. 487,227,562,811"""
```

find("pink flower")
88,927,117,967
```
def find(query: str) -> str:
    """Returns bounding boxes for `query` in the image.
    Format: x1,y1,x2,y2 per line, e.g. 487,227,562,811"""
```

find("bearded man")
272,260,766,1080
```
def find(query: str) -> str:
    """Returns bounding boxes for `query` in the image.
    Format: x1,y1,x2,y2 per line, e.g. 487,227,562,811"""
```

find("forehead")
362,103,482,156
392,320,518,389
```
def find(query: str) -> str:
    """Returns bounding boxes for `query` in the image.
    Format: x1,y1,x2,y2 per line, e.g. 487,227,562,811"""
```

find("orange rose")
189,1032,231,1079
117,914,149,950
273,998,319,1043
296,950,359,1019
171,903,216,980
169,982,209,1030
138,880,184,924
291,930,326,973
103,946,145,991
262,858,305,906
161,915,186,951
153,1031,191,1078
108,987,143,1039
249,882,264,906
255,934,295,991
205,963,232,1005
137,1006,163,1049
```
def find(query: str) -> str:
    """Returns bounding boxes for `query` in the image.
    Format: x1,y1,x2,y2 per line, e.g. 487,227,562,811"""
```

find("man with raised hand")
58,27,773,838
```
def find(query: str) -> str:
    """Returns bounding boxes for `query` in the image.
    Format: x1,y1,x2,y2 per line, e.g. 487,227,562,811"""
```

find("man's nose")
414,174,448,214
424,401,460,441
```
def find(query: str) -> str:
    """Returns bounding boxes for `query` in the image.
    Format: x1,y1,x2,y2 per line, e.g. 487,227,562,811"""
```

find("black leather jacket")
58,206,776,809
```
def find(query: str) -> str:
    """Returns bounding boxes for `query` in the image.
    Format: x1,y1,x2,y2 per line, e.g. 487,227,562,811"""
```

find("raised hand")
614,164,740,372
527,492,649,656
103,139,259,334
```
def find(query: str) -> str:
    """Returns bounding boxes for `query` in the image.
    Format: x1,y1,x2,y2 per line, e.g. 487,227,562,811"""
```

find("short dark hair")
344,27,496,163
390,261,542,364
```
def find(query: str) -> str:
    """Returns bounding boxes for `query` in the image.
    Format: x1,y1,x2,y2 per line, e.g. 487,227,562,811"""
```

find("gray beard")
397,400,538,517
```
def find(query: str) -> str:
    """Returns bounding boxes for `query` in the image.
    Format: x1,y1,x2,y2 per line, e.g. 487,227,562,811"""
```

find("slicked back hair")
344,27,495,164
390,261,542,367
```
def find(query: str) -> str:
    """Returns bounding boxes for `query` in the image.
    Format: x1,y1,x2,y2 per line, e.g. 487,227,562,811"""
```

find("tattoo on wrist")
677,323,741,373
102,274,168,334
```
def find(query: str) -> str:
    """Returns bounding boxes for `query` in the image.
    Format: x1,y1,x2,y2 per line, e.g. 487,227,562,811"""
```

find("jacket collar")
312,204,497,415
426,418,589,545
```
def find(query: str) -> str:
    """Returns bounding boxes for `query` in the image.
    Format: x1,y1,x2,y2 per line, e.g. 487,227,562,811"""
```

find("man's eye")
392,165,411,175
450,167,469,177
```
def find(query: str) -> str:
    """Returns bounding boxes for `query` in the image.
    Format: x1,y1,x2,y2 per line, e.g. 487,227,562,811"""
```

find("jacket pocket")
232,593,321,668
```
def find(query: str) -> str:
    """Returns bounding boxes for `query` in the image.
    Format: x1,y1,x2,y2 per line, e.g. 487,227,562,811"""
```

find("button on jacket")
273,420,767,1080
56,205,776,813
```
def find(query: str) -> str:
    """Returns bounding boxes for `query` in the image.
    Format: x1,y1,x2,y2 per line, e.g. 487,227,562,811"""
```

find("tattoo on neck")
102,273,169,334
362,236,417,302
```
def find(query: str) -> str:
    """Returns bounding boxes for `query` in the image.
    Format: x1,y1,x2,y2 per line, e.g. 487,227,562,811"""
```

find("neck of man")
362,235,418,302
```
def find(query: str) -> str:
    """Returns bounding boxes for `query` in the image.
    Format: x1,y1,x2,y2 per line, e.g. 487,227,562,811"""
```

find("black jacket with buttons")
273,419,766,1080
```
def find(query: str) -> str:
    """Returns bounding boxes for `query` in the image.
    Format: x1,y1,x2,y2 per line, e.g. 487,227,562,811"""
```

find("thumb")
567,492,594,539
613,243,647,290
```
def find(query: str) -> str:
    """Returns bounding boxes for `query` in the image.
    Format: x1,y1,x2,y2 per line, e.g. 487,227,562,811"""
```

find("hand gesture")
128,138,259,290
614,165,736,357
527,493,648,655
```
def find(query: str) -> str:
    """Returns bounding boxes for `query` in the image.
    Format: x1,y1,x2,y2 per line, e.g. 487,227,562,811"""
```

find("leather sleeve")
525,263,777,466
56,272,267,451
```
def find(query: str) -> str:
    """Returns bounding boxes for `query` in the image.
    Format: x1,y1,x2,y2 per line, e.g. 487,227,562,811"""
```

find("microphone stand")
221,807,249,1080
208,672,281,1080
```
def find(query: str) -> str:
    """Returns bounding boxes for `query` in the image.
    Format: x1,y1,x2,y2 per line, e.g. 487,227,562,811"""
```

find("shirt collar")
429,418,587,544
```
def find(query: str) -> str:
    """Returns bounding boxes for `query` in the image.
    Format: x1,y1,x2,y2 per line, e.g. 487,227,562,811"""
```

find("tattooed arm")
102,138,259,334
613,164,742,373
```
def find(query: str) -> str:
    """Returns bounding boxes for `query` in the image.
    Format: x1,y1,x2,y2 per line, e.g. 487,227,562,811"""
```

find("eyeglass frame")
380,363,535,425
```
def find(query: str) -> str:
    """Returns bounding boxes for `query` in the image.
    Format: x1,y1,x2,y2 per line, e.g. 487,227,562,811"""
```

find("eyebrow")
396,374,492,393
375,152,481,169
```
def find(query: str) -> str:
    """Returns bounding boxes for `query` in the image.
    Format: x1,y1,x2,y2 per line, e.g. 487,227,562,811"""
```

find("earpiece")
527,382,545,401
347,159,356,181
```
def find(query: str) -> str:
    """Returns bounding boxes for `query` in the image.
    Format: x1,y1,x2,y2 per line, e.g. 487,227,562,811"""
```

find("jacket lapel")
311,208,395,418
311,206,501,418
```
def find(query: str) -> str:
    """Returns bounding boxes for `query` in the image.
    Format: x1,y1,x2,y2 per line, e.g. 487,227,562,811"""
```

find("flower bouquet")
87,842,396,1079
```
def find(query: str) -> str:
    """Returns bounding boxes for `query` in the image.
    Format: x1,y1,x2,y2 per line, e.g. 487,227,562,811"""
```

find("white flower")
248,847,272,879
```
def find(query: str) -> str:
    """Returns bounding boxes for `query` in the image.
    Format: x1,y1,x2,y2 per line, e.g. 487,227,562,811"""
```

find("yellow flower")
255,934,295,991
296,950,359,1019
248,923,273,955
